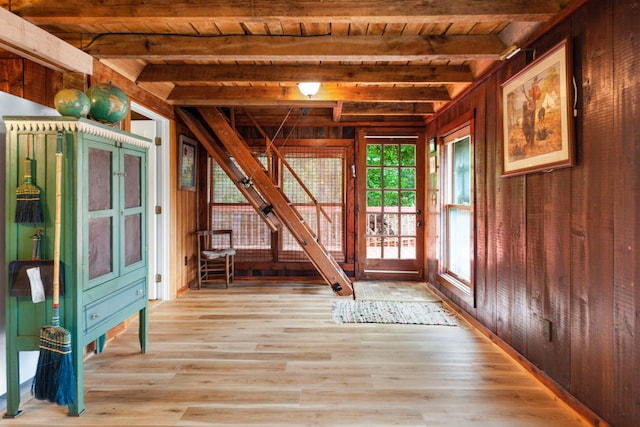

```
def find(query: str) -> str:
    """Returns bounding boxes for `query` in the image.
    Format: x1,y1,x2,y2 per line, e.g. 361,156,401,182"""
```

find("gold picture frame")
501,39,574,177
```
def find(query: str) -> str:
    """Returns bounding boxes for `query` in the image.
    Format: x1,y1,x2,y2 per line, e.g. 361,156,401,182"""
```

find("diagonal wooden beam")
167,85,450,105
83,35,505,61
137,63,474,84
9,0,561,24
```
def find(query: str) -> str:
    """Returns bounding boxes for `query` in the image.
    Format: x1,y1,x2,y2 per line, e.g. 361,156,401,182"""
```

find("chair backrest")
196,229,233,251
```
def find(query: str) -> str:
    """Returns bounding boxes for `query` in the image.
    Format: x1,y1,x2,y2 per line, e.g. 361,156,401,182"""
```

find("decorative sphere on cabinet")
85,82,130,124
54,88,91,118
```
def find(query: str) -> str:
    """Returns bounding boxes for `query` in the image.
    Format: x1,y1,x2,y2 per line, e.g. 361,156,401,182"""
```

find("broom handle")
53,134,63,307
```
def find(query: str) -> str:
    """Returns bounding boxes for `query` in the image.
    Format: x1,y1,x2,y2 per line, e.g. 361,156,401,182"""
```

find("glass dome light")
298,82,321,97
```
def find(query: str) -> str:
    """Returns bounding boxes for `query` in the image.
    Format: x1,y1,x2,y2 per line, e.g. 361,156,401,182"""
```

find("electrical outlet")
543,319,552,342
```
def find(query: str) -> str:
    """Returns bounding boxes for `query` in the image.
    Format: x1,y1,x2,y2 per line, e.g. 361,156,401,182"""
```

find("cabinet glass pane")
124,213,142,266
124,154,141,209
88,147,112,211
89,217,113,279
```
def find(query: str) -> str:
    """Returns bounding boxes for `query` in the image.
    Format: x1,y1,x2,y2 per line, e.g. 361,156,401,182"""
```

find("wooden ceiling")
2,1,578,126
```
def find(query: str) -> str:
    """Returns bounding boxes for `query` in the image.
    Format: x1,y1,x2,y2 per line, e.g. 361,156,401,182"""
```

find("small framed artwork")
501,39,574,177
179,135,197,191
428,137,437,153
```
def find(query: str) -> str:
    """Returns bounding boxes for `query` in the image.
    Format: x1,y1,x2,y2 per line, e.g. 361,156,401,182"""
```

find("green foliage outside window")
366,144,416,208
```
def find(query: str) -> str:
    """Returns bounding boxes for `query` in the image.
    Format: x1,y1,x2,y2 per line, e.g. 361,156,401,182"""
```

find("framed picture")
501,39,574,177
179,135,197,191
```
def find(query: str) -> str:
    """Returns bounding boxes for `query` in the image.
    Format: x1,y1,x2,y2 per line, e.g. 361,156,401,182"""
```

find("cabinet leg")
95,335,107,353
139,307,148,353
4,350,21,417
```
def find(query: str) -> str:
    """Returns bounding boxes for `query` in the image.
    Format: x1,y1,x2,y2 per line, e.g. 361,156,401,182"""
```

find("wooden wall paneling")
493,121,511,342
612,0,640,424
196,143,209,231
568,1,589,412
0,58,24,96
472,83,490,321
477,75,498,333
173,125,199,293
571,0,615,420
525,174,546,369
25,61,60,109
508,176,527,356
424,121,439,286
543,167,573,390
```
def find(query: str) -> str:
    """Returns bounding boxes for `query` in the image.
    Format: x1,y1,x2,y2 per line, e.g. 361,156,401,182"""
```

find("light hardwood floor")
2,281,588,426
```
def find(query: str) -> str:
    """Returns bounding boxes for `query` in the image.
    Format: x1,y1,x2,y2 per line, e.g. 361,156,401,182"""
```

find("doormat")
332,300,459,326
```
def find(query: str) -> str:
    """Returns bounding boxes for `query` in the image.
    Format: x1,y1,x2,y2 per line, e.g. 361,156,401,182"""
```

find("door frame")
130,102,171,301
355,128,426,281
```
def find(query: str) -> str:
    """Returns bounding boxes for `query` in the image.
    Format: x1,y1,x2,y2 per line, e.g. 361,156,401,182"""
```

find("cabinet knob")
136,289,143,296
91,313,101,319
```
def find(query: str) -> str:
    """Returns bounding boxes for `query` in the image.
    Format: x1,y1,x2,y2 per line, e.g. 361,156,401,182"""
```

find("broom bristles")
32,324,75,406
15,182,44,224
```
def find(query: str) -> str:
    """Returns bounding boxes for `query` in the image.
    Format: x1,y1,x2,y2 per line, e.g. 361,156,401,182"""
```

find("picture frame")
501,39,574,177
179,135,197,191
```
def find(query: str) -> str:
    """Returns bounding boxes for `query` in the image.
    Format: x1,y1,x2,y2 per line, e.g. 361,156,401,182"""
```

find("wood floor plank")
2,281,588,426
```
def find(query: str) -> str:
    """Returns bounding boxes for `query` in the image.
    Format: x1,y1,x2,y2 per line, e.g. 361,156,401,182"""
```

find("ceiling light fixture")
500,45,522,61
298,82,321,97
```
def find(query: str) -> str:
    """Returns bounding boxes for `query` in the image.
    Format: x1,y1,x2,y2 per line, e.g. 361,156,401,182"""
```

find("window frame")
437,112,475,307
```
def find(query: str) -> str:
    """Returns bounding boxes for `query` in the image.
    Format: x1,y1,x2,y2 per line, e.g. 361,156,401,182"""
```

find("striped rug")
332,300,459,326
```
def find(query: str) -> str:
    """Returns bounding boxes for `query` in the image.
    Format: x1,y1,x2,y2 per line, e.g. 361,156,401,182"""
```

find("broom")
15,135,44,224
32,132,75,406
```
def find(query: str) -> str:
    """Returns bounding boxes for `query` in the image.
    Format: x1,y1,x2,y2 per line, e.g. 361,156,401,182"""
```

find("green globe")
86,82,130,124
54,88,91,118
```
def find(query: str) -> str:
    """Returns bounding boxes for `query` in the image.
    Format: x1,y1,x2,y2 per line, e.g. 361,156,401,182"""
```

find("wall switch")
543,319,552,342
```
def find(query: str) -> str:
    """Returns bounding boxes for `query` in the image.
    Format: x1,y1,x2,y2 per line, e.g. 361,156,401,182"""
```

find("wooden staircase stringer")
197,107,353,297
177,107,282,232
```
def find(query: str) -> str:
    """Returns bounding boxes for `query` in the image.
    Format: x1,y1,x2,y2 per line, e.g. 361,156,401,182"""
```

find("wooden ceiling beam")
0,8,93,74
8,1,561,24
340,102,435,116
83,35,505,61
167,85,450,105
137,63,474,84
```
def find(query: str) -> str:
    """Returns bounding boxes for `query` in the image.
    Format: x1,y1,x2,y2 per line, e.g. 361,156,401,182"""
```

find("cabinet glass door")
122,148,146,271
87,143,117,282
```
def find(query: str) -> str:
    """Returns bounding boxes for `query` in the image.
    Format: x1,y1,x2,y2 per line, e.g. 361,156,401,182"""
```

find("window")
208,146,346,264
439,121,474,301
279,147,346,262
209,155,272,261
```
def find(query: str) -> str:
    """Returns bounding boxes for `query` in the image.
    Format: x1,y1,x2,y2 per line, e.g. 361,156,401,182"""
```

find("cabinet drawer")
83,279,146,335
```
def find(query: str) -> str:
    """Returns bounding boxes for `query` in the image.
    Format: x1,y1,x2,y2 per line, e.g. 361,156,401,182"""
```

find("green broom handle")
53,133,63,309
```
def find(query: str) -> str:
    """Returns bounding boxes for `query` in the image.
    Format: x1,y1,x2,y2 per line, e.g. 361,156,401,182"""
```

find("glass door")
357,131,424,280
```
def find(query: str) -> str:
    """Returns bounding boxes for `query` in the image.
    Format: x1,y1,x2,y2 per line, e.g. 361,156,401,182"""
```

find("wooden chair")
196,229,235,289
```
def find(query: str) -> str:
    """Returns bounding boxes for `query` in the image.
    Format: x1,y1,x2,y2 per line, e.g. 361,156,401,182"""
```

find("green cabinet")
4,117,151,416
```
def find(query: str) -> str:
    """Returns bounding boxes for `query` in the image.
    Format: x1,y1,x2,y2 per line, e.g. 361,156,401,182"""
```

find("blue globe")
54,88,91,118
86,82,130,124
